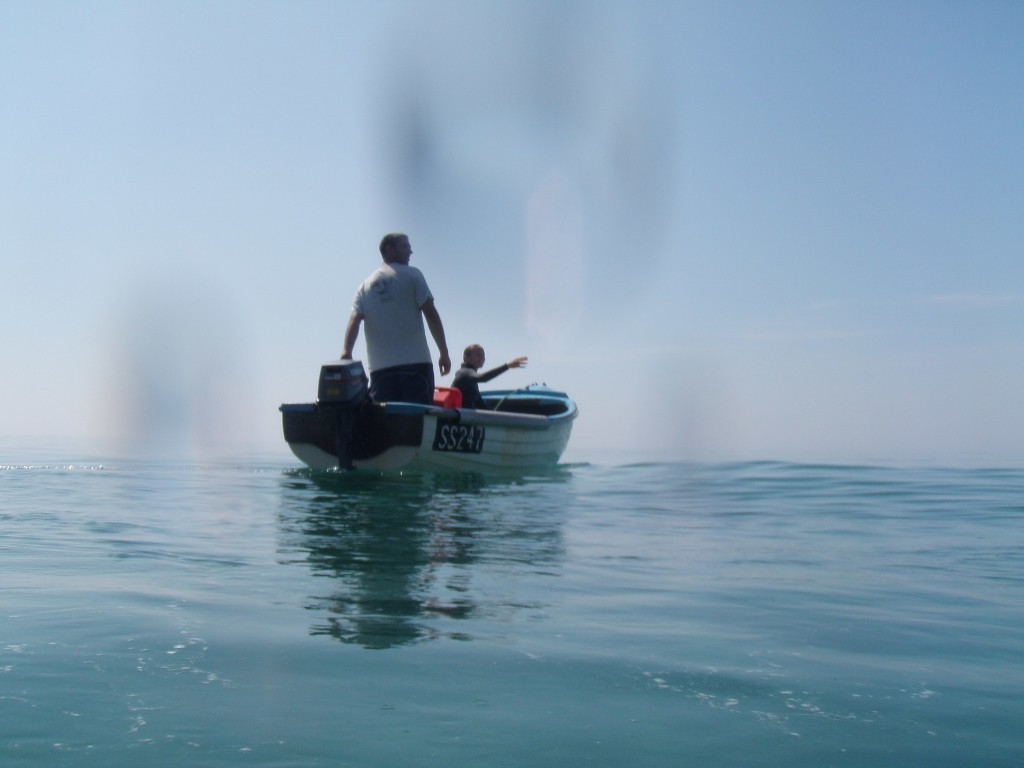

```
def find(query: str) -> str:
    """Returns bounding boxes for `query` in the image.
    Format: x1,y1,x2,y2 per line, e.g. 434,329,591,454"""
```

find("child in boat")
452,345,527,408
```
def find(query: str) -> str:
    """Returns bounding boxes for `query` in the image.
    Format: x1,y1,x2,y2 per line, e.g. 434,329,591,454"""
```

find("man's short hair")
463,344,484,362
379,232,407,258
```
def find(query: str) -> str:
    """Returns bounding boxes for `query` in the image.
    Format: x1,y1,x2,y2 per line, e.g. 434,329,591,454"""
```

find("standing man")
341,233,451,404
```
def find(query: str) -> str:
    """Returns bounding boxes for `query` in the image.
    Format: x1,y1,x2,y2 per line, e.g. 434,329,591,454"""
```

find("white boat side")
281,387,578,472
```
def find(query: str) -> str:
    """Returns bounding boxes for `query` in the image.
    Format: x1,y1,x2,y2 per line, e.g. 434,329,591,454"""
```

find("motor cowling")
317,360,368,406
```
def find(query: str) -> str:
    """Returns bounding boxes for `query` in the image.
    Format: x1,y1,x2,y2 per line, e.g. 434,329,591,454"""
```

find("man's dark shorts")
369,363,435,404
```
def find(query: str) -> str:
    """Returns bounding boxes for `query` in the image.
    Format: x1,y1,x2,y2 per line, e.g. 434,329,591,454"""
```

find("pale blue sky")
2,1,1021,464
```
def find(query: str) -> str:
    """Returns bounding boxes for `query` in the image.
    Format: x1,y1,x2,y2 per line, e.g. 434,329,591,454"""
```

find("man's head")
380,233,412,265
462,344,485,369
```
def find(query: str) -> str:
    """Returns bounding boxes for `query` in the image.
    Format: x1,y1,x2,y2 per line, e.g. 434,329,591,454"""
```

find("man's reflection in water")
277,470,570,649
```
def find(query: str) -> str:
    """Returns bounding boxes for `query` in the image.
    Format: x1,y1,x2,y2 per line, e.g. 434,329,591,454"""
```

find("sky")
2,0,1022,465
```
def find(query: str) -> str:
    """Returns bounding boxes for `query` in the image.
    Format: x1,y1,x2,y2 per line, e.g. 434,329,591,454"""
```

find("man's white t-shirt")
352,263,433,373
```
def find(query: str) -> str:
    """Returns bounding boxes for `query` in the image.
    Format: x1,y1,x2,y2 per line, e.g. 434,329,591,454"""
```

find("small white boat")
280,361,578,472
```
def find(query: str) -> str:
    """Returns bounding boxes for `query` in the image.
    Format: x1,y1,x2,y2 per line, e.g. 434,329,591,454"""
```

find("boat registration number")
433,423,485,454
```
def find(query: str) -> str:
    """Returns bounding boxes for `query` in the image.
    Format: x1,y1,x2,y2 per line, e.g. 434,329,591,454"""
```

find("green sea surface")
3,447,1023,766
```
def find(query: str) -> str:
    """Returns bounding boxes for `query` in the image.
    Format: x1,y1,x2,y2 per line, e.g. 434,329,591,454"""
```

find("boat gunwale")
281,388,578,431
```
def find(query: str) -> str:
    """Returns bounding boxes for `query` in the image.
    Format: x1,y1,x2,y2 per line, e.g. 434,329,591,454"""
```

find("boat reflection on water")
276,469,572,649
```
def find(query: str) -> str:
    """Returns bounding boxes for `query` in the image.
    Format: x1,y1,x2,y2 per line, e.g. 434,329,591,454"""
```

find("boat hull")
281,388,577,472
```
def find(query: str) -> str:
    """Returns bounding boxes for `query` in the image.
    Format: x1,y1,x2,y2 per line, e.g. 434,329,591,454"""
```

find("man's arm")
420,299,451,376
477,356,528,383
340,310,363,359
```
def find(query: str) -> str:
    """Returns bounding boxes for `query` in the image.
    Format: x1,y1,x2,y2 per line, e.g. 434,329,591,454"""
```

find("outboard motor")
317,360,369,469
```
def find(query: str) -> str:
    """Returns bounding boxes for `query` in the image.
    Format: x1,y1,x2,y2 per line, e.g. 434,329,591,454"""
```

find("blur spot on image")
105,275,253,458
373,2,677,345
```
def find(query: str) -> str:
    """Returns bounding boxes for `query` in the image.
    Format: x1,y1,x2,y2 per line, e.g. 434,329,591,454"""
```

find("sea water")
2,442,1023,766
